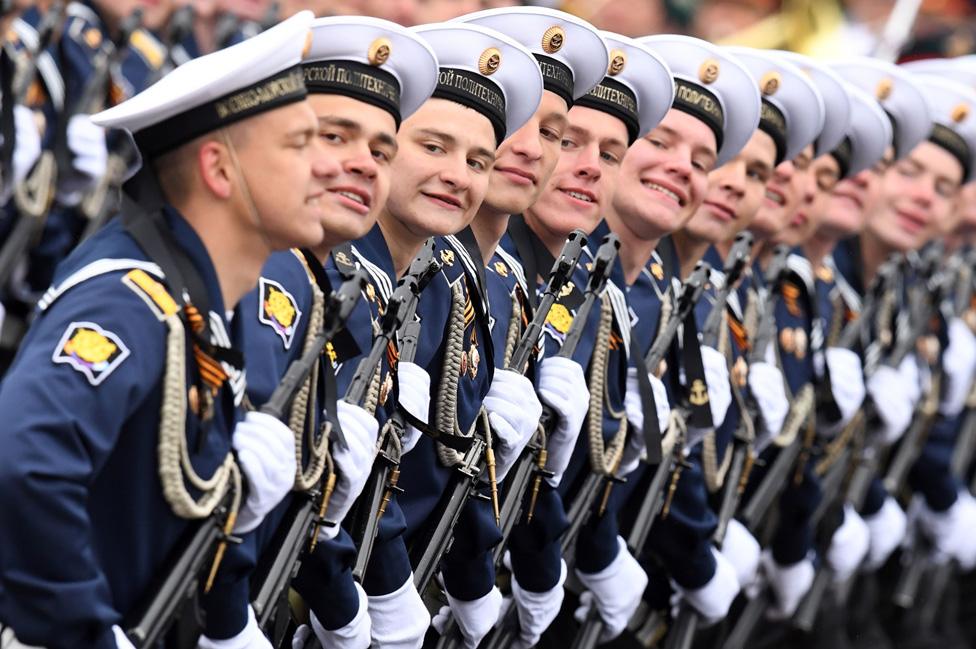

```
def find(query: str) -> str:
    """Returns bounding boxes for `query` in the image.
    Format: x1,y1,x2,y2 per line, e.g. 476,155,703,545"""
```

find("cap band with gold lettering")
672,77,724,151
432,67,507,145
135,66,307,158
575,77,641,143
303,59,402,126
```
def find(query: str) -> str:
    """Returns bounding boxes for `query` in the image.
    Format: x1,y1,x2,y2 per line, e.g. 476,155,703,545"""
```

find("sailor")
345,22,542,649
194,16,439,649
0,12,325,648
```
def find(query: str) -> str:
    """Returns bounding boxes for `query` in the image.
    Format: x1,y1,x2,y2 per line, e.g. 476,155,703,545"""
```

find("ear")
197,139,233,200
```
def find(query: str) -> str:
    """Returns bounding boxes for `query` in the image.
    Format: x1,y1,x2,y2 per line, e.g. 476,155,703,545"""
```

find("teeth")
566,190,593,203
644,182,680,203
765,190,784,205
337,190,365,205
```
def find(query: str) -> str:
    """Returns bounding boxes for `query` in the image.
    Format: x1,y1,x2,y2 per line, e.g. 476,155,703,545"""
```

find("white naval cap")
93,11,314,158
413,23,543,145
902,57,976,90
638,35,761,166
830,58,931,161
571,31,674,144
304,16,439,126
840,82,893,178
726,47,826,165
908,75,976,182
773,51,852,158
453,6,608,107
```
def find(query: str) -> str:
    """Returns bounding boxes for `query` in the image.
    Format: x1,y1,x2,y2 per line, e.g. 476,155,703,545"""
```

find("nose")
574,142,601,181
507,118,544,163
438,153,472,192
345,142,379,182
718,163,745,200
665,148,693,184
775,159,795,184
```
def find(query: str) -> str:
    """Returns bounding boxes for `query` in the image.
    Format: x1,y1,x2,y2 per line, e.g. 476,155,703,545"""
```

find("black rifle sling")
629,336,663,464
299,246,341,436
0,48,14,177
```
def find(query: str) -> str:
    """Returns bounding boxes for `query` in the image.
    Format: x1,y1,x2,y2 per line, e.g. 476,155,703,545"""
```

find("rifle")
569,261,712,649
0,8,143,290
727,256,908,642
79,5,196,239
251,263,433,635
348,240,442,581
418,233,616,603
552,233,622,558
125,271,364,647
489,230,586,564
0,2,65,269
657,235,761,649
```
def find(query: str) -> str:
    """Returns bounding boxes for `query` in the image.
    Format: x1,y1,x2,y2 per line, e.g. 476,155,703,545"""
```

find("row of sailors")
1,3,976,649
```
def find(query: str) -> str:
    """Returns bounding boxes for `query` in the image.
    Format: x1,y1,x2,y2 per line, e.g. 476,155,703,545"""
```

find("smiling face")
776,151,840,247
819,145,893,240
524,105,630,242
750,148,805,240
381,98,496,240
231,100,329,250
683,128,776,245
866,140,963,252
307,94,397,249
483,90,569,217
609,109,717,241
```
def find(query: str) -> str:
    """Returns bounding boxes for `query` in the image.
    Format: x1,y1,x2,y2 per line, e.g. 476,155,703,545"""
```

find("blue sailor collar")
350,223,397,303
702,244,743,321
162,205,228,320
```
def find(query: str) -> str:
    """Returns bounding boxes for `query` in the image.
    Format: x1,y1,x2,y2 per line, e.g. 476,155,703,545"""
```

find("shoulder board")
65,6,102,50
39,259,164,312
121,268,178,321
12,18,65,109
129,29,165,69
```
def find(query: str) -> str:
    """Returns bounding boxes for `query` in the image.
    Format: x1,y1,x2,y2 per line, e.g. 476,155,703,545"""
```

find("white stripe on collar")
350,245,393,302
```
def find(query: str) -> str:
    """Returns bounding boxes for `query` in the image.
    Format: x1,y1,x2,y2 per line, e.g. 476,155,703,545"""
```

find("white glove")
114,626,137,649
863,496,907,570
827,505,870,583
721,519,761,595
913,490,976,570
620,367,671,476
0,105,42,204
233,411,297,534
867,364,915,444
397,361,430,455
198,606,271,649
298,583,370,649
485,369,543,481
574,537,648,642
318,400,380,539
824,347,866,433
432,586,503,649
700,346,732,428
899,355,923,406
941,318,976,416
761,551,814,620
59,114,108,202
673,547,740,624
748,361,789,443
537,356,590,486
510,557,567,648
368,574,430,649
